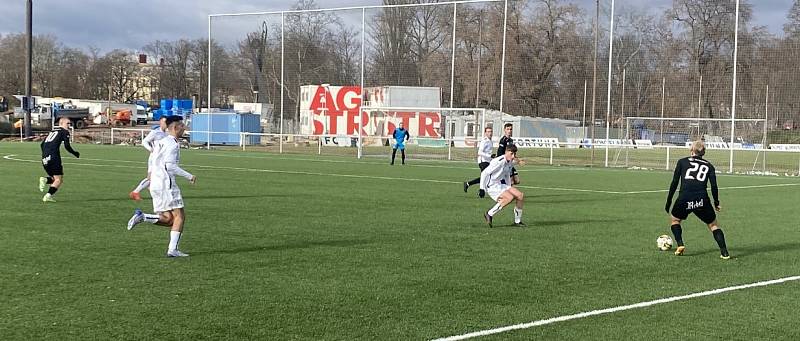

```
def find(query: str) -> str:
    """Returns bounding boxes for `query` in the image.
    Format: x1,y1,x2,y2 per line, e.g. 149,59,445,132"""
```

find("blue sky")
0,0,793,52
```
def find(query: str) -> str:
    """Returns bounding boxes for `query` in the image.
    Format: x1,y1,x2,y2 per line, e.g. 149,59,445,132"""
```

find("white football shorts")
151,187,184,213
487,183,511,201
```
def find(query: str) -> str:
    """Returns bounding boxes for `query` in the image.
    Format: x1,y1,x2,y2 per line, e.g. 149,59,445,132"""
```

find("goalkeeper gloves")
664,202,671,214
478,189,486,198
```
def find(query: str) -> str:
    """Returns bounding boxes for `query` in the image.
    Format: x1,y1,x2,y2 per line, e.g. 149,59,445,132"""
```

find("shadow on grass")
80,194,287,202
489,218,617,228
689,242,800,258
527,196,615,204
191,239,374,256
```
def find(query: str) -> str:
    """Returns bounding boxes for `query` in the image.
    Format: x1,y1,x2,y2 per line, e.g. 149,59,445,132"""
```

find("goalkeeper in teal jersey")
390,122,410,165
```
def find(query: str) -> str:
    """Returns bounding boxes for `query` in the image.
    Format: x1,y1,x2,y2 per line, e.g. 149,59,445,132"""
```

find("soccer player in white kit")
129,115,169,201
127,116,196,257
463,126,494,192
478,144,526,228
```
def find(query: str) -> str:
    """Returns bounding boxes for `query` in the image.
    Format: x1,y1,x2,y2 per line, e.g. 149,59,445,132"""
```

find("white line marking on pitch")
619,182,800,194
4,154,797,195
2,154,607,194
195,151,588,173
431,275,800,341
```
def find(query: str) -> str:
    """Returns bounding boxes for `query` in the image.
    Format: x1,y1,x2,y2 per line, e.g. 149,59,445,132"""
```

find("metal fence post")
448,138,452,161
666,146,670,170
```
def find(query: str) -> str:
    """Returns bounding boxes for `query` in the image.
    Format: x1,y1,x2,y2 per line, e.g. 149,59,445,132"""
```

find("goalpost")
358,106,488,161
620,116,769,172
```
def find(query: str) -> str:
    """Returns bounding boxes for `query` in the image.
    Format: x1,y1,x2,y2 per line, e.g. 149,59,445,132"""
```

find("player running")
464,126,493,192
127,116,196,257
478,144,526,228
129,115,169,201
664,140,730,259
390,122,410,165
496,123,520,185
39,117,80,202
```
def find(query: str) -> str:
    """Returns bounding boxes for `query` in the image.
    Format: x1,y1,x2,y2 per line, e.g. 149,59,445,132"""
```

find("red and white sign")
300,85,441,138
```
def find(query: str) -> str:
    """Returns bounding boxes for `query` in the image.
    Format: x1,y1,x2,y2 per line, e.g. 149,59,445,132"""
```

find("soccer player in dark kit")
664,140,730,259
39,116,80,202
496,123,520,185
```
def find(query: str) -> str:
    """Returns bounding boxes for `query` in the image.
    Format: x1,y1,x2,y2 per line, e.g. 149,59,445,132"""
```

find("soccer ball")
656,235,673,251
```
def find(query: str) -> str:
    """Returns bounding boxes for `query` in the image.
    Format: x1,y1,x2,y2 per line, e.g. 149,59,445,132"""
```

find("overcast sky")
0,0,794,52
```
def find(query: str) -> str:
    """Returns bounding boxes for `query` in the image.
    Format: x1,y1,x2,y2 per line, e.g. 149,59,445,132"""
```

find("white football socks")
488,203,503,217
168,231,181,252
133,178,150,193
143,213,160,224
514,207,523,224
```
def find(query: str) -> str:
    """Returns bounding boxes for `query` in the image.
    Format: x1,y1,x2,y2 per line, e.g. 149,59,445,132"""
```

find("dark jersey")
666,156,719,210
497,136,514,156
41,127,79,159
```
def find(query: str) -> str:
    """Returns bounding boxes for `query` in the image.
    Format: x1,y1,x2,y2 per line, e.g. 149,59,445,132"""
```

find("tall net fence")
174,0,800,175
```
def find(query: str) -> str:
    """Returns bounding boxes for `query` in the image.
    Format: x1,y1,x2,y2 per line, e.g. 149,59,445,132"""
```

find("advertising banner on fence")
515,137,560,148
684,142,750,149
299,85,442,139
770,144,800,151
634,139,654,149
321,135,354,147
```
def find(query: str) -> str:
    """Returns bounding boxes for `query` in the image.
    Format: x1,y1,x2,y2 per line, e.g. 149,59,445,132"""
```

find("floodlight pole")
358,8,365,159
604,0,615,167
729,0,740,173
280,12,286,154
207,15,211,112
450,4,457,109
476,9,483,108
207,15,212,150
24,0,33,138
499,0,508,112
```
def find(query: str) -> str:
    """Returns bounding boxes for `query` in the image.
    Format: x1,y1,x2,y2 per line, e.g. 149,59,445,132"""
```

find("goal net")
359,107,488,162
613,117,774,173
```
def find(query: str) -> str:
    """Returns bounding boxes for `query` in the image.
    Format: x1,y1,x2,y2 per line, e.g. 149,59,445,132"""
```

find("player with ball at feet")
478,144,525,228
664,140,730,260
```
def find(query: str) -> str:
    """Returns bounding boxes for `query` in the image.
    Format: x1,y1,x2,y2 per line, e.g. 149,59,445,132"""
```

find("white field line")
197,151,799,180
195,151,589,173
4,154,797,195
432,275,800,341
620,182,800,194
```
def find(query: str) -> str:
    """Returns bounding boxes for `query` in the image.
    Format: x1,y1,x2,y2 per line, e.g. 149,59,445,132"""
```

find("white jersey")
150,136,193,191
477,137,493,163
142,127,167,153
143,127,167,171
479,155,514,191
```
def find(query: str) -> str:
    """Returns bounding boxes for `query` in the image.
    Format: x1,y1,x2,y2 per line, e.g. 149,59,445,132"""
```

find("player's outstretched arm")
709,165,720,210
63,133,80,158
166,162,194,182
665,161,682,213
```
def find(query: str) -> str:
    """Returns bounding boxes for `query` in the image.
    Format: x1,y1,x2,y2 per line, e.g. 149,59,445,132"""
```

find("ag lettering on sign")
305,85,442,138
